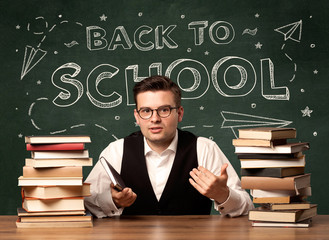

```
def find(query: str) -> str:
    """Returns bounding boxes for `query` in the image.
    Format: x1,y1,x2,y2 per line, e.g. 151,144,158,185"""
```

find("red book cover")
26,143,85,151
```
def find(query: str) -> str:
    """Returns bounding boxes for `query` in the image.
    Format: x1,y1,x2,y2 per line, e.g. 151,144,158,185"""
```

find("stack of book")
233,127,317,228
16,135,93,228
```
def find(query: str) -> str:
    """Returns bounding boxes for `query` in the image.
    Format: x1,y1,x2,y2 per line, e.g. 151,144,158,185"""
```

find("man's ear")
177,106,184,122
134,109,140,125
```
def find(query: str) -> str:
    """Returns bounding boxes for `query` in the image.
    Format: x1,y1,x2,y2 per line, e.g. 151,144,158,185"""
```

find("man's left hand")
189,163,229,204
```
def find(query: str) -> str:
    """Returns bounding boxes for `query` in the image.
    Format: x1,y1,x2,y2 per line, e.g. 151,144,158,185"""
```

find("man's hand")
111,183,137,208
189,163,229,204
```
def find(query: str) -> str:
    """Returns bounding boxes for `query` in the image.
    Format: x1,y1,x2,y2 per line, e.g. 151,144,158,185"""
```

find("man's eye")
141,108,151,113
159,107,170,113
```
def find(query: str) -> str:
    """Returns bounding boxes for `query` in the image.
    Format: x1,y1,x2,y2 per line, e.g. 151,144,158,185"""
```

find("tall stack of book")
16,135,93,228
233,127,317,228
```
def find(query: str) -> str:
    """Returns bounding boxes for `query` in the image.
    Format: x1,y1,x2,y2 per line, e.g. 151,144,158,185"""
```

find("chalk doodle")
242,28,258,36
275,20,302,82
20,16,84,79
221,111,293,138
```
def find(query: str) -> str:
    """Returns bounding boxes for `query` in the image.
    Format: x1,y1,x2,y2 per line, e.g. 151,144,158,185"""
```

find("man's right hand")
111,183,137,208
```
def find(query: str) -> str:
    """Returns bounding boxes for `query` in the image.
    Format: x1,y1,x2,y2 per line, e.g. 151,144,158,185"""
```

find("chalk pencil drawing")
21,46,47,80
301,106,313,117
261,58,290,100
274,20,302,43
221,111,293,138
275,20,302,82
86,64,123,108
21,15,83,79
242,28,258,36
211,56,256,97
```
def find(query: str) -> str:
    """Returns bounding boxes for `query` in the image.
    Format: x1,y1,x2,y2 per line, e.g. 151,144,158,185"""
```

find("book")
232,138,287,147
241,174,311,191
17,208,85,217
251,187,311,198
253,195,306,204
235,142,310,154
237,152,302,159
16,218,93,228
25,135,91,144
241,167,305,177
251,218,312,228
25,158,93,168
270,202,313,210
22,183,90,199
100,157,126,191
248,205,317,223
18,176,83,186
240,156,305,169
31,150,89,159
238,127,296,140
26,143,85,151
23,166,83,178
22,197,85,212
20,215,92,223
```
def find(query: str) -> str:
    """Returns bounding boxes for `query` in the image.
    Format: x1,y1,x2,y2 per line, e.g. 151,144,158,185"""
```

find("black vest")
121,129,212,215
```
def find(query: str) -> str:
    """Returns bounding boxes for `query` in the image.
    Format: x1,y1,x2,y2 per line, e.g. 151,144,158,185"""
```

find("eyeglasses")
137,105,179,120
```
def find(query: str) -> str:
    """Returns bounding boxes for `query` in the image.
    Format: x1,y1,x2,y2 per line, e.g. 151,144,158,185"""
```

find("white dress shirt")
84,130,254,218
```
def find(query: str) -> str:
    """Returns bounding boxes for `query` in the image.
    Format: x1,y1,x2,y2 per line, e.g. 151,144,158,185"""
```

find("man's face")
134,90,184,153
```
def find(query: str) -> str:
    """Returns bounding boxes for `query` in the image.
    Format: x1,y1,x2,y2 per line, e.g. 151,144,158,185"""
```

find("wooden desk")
1,215,328,240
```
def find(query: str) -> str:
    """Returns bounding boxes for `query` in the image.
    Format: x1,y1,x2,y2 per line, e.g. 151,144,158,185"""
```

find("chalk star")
100,14,108,21
204,51,209,55
18,133,23,138
200,106,205,110
313,69,318,74
255,13,260,18
255,42,263,49
301,106,313,117
16,25,21,30
37,80,42,85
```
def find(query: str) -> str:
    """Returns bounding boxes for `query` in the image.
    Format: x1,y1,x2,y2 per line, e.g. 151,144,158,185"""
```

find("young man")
84,75,253,217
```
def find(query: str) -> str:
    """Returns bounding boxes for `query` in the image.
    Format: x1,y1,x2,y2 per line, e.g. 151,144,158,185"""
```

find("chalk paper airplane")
274,20,302,43
21,45,47,79
220,111,293,138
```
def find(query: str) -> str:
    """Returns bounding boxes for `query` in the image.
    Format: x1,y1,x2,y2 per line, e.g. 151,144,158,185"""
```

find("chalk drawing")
301,106,313,117
21,16,83,79
275,20,302,82
242,28,258,36
275,20,302,43
221,111,293,138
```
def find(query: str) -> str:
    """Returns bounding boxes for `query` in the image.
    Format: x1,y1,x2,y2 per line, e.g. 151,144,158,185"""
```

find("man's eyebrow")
139,105,171,109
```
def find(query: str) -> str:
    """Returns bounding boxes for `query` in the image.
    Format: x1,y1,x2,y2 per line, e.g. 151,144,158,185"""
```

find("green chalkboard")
1,0,329,214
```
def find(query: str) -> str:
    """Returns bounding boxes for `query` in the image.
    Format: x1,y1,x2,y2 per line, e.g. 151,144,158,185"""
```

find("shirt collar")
144,129,178,155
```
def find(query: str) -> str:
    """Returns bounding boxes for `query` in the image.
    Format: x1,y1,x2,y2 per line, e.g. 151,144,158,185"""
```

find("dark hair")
133,75,181,107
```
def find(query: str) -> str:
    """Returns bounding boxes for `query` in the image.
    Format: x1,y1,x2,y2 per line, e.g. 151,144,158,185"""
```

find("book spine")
26,143,85,151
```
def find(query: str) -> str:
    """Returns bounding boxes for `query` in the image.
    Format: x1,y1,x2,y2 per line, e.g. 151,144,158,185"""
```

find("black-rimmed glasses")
137,105,179,120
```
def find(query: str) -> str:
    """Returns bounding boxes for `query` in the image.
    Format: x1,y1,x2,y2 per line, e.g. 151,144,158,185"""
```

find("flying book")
251,218,312,228
18,176,83,186
232,138,287,147
26,143,85,151
241,167,305,177
241,173,311,192
22,184,91,199
100,157,126,191
248,205,317,223
238,127,296,140
239,155,305,169
31,150,89,159
235,142,310,154
25,135,91,144
25,158,93,168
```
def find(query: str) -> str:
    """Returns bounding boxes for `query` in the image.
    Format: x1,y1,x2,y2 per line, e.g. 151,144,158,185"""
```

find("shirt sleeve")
197,137,254,217
84,139,124,218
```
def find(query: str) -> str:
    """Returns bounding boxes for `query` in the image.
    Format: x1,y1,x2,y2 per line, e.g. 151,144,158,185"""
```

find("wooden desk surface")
1,215,328,240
